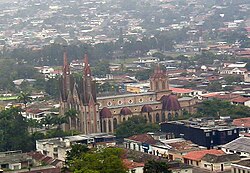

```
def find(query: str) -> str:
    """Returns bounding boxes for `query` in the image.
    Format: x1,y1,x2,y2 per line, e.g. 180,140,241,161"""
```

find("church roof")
120,107,132,115
141,105,153,113
161,94,181,111
100,107,112,118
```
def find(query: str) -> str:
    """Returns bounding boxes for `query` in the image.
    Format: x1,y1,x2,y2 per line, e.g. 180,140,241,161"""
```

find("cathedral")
59,50,196,134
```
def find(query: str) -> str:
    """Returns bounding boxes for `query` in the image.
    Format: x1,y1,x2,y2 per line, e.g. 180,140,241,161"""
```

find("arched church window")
156,113,160,123
113,118,118,130
148,114,152,123
162,112,165,122
103,120,107,132
168,113,172,121
108,120,112,132
162,81,166,89
156,81,159,90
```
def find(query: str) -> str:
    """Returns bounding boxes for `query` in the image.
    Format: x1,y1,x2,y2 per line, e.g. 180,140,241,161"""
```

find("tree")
116,116,160,138
65,144,89,166
17,92,32,109
0,108,33,152
143,160,171,173
40,114,54,130
67,147,127,173
206,81,222,92
26,118,41,134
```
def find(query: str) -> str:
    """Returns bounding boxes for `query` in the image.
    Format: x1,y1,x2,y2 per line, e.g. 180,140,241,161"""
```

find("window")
228,131,232,135
206,133,210,137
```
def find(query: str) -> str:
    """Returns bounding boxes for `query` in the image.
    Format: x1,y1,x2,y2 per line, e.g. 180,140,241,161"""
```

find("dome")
161,94,181,111
100,107,112,118
120,107,132,115
141,105,153,113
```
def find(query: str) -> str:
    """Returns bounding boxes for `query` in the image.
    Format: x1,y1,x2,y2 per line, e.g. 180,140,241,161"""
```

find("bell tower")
150,65,170,100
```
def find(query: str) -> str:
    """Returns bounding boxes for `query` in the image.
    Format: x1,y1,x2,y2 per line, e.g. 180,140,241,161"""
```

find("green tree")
206,81,222,92
40,114,54,130
68,148,127,173
26,118,41,134
116,116,160,138
0,108,33,152
92,60,110,77
143,160,171,173
17,92,32,109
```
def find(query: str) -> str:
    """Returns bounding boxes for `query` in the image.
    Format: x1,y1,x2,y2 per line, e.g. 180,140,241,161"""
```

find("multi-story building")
161,120,239,149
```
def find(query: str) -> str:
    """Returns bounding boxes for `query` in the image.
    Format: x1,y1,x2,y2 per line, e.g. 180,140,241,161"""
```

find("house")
231,159,250,173
36,133,116,161
123,159,144,173
0,151,32,171
232,117,250,132
200,153,240,172
183,149,225,167
230,97,250,107
124,134,160,154
222,137,250,158
167,140,202,162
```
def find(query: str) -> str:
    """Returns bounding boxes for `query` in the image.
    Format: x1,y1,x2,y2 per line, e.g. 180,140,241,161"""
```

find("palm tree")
64,109,78,130
52,116,67,130
26,118,41,134
41,114,54,130
17,92,32,109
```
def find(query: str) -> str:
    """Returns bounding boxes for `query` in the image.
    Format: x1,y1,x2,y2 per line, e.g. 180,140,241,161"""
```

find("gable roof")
223,137,250,154
127,134,157,145
202,154,240,163
183,149,225,161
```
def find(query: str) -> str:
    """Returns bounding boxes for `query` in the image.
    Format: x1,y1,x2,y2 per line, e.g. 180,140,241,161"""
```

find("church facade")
59,50,196,134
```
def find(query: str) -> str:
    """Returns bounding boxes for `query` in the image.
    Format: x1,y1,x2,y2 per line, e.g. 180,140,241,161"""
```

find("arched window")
113,118,118,130
162,81,166,89
162,112,165,122
156,81,159,90
168,113,172,121
175,112,179,120
148,114,152,123
156,113,160,123
103,120,107,132
108,120,112,132
123,117,126,122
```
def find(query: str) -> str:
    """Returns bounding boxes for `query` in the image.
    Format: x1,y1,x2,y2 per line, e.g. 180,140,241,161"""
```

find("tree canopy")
197,99,250,118
115,116,160,138
143,160,171,173
66,147,127,173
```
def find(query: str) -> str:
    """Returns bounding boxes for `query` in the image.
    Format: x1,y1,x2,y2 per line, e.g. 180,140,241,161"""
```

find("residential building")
200,153,240,172
161,120,239,149
231,159,250,173
36,133,116,161
183,149,224,167
222,137,250,158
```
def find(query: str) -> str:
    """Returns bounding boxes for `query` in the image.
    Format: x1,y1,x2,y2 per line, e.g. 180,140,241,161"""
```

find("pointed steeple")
84,53,91,76
63,46,70,75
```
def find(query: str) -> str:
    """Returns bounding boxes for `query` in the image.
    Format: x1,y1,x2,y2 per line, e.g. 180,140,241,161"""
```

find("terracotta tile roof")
230,97,250,103
127,134,157,145
233,117,250,128
123,159,144,169
183,149,225,161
